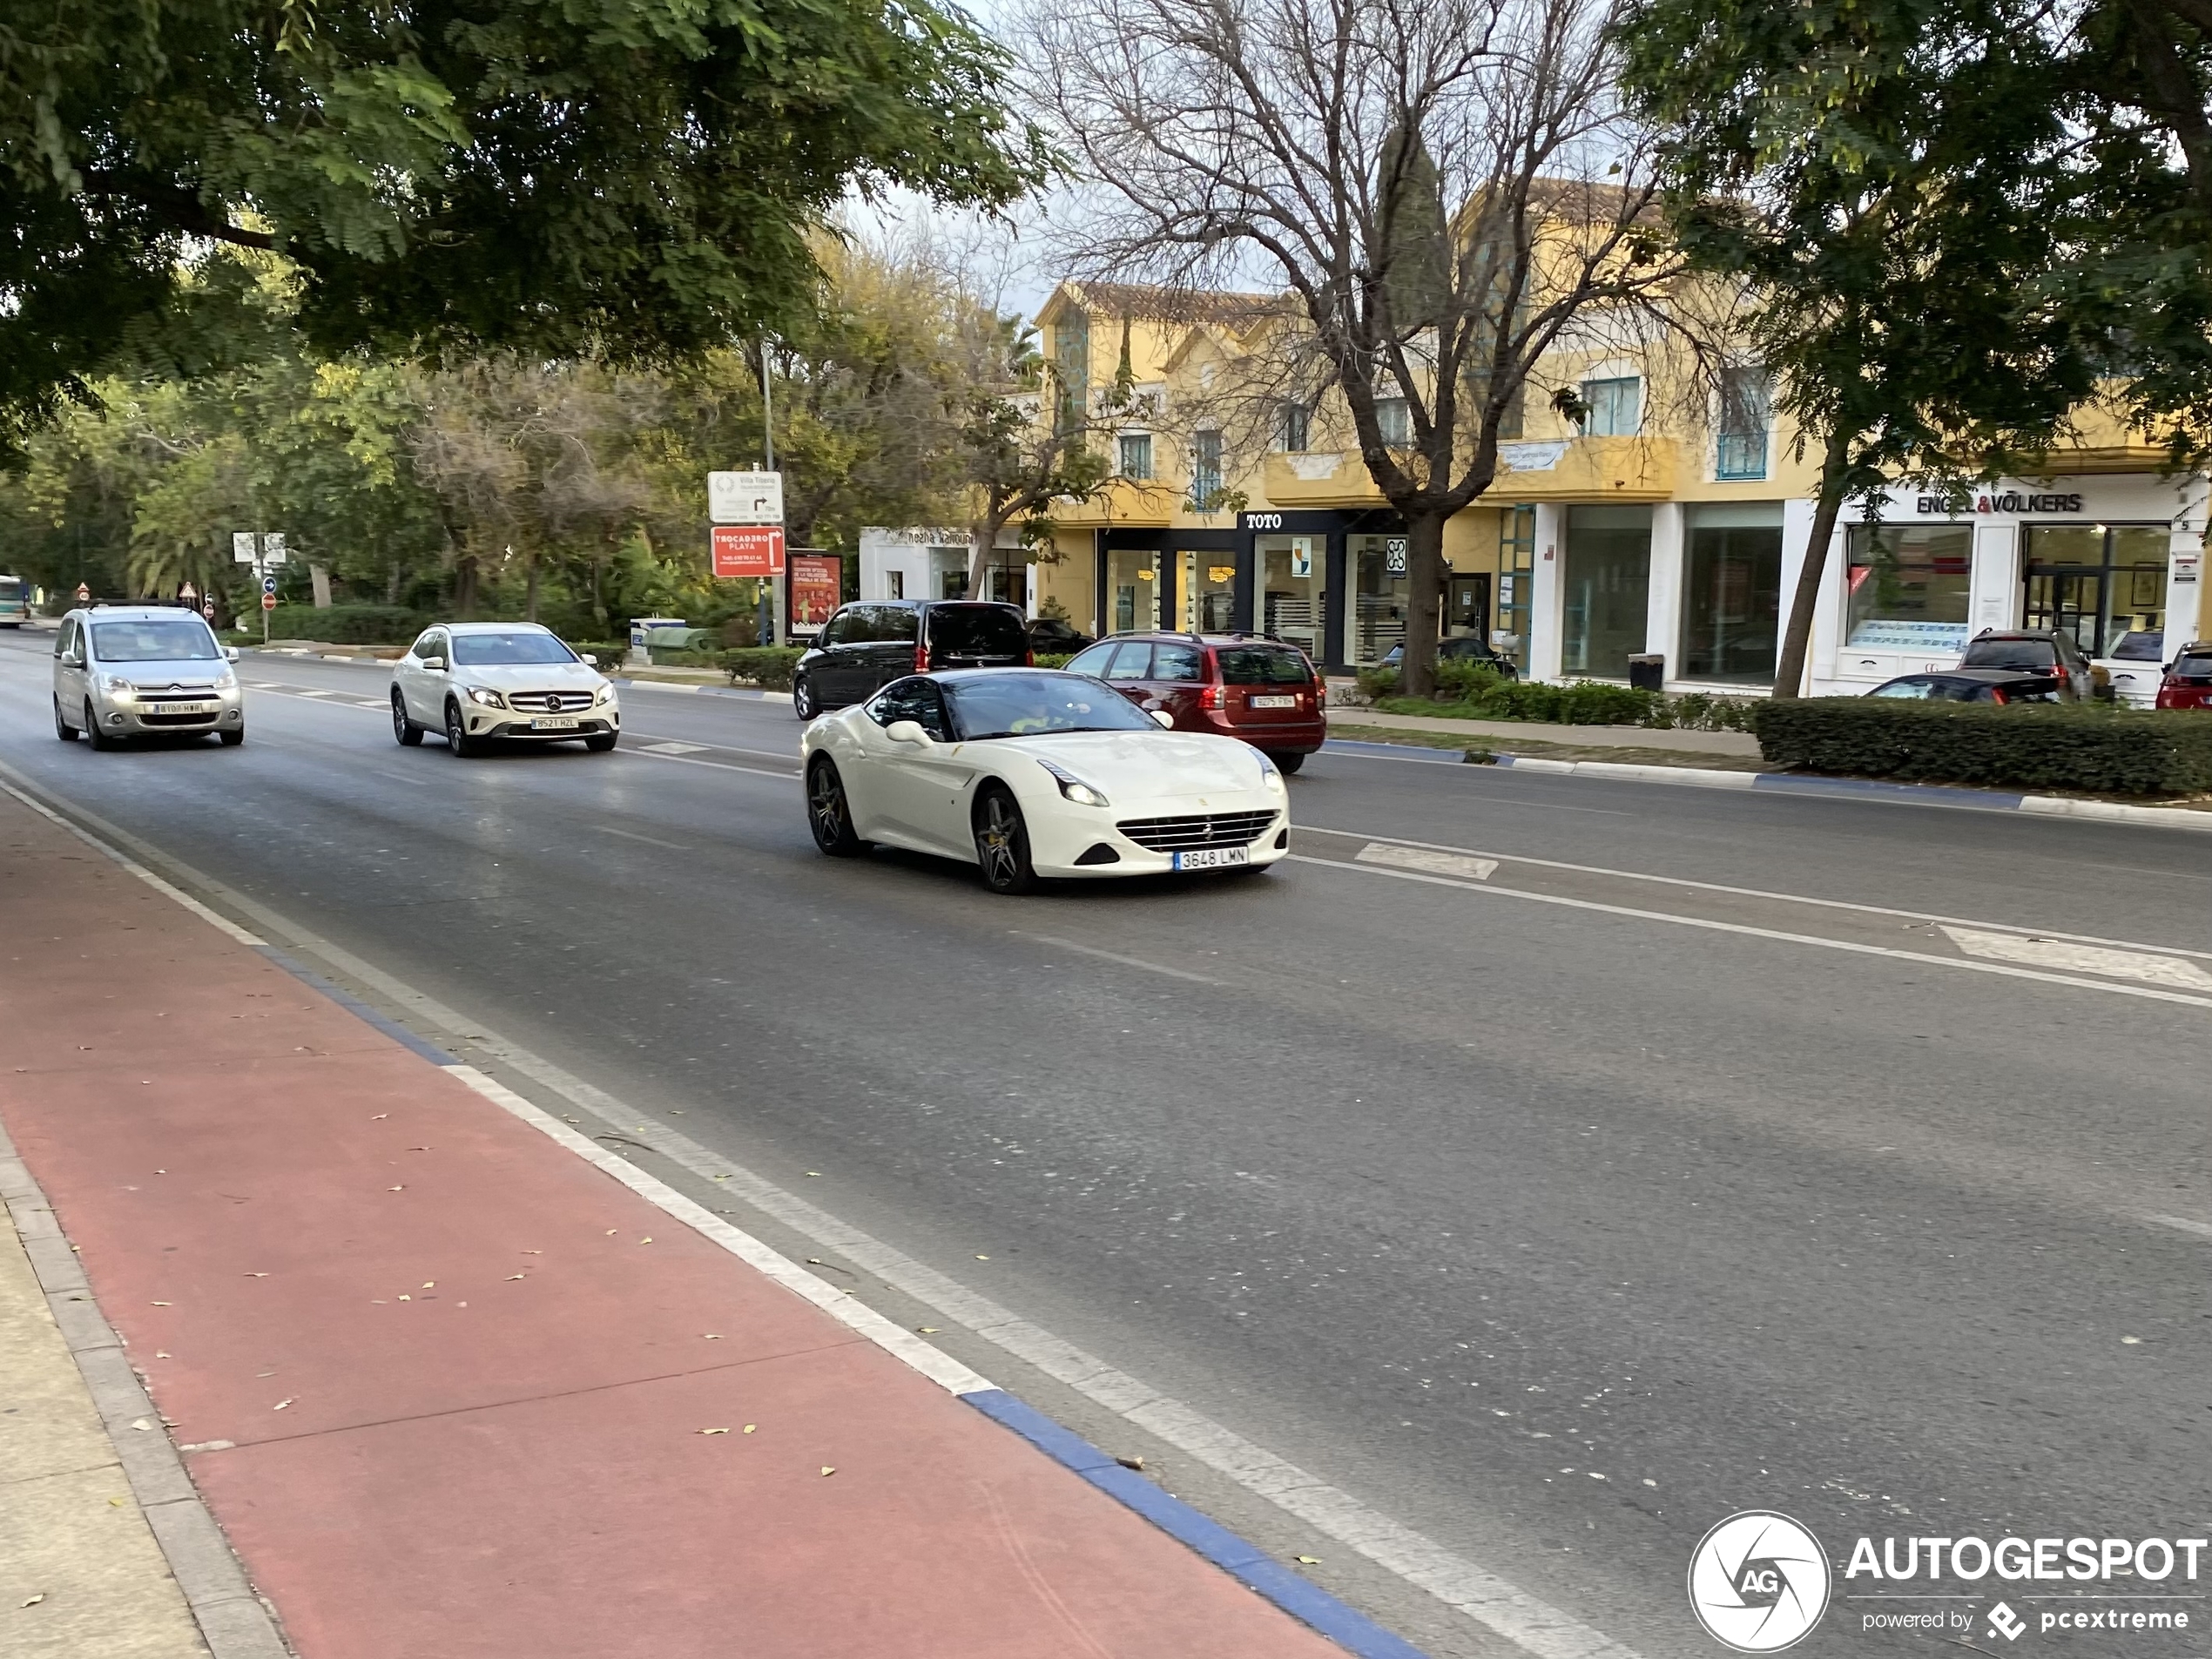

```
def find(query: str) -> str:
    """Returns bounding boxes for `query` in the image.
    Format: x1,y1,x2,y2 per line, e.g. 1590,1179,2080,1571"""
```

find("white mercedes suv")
390,623,619,756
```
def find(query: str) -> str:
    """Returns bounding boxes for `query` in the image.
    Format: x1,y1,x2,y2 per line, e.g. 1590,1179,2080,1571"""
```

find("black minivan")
792,600,1031,718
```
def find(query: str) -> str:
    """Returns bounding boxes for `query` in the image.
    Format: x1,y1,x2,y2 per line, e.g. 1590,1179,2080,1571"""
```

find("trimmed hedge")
718,646,805,691
265,604,431,644
1753,698,2212,795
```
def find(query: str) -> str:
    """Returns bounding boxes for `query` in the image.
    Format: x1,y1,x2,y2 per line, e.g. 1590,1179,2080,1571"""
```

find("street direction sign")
233,532,258,563
707,471,783,526
261,593,278,611
711,524,786,578
261,575,278,596
260,533,288,566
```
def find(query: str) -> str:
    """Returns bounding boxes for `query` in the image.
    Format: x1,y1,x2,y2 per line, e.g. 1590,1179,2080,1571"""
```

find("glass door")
2023,524,2167,658
1178,550,1236,634
1351,534,1410,665
1258,536,1325,663
1106,548,1159,635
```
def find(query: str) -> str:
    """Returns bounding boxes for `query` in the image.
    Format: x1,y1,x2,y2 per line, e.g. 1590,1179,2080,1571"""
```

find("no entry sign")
712,525,786,579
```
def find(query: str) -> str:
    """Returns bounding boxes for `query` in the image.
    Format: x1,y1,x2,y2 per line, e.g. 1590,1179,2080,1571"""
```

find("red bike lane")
0,789,1356,1659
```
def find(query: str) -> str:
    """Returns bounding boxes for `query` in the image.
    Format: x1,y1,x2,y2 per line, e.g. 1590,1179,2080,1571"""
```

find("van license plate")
529,717,581,731
1248,694,1297,708
1173,846,1250,871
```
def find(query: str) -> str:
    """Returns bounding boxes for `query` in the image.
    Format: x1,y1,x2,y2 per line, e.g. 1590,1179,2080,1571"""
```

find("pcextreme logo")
1688,1511,1834,1652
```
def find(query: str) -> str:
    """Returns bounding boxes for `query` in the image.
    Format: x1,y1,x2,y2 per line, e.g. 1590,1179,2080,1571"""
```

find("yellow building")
1014,282,2208,699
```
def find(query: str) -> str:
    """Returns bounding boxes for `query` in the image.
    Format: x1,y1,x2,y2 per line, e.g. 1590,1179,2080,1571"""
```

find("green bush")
1753,698,2212,795
718,646,805,691
265,604,430,644
1035,651,1076,670
1376,678,1661,725
564,641,631,671
1355,665,1400,700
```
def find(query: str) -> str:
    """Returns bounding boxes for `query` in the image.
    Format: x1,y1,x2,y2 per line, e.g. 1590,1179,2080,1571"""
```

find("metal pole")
760,339,774,473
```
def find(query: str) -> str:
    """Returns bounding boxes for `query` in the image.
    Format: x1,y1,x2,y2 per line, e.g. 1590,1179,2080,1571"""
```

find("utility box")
626,616,687,665
1628,653,1665,692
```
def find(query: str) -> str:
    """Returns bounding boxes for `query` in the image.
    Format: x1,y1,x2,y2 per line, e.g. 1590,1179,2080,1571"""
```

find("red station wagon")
1063,633,1326,770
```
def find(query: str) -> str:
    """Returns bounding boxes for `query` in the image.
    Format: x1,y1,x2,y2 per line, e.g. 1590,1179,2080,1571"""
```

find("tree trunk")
1397,509,1448,698
308,563,333,609
386,563,401,604
454,552,478,618
524,553,540,623
590,545,608,631
1771,433,1854,699
965,518,1002,602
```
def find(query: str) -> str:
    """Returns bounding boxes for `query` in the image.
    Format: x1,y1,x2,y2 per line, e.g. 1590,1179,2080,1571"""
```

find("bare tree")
1026,0,1690,693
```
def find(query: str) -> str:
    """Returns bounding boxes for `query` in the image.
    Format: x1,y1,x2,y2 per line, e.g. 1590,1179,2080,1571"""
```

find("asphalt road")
2,631,2207,1659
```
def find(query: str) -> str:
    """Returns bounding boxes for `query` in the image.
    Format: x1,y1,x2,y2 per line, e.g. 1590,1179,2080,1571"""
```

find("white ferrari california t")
800,668,1291,894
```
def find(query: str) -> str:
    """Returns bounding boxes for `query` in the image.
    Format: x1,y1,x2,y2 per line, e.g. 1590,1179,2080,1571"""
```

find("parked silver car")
52,607,245,747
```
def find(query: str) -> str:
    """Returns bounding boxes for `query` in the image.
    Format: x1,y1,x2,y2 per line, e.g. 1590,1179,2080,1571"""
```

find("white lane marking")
442,1066,994,1396
1357,841,1498,881
1013,932,1218,984
0,779,266,947
351,700,388,711
1298,825,2212,963
2148,1213,2212,1241
293,688,335,698
0,760,1642,1659
589,824,692,852
623,748,796,782
1939,927,2212,991
639,740,710,755
1287,854,2212,1011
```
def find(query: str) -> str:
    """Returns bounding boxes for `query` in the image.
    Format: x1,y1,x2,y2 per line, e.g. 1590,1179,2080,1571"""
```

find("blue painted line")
1320,738,1466,764
250,946,458,1066
1748,772,2026,809
961,1388,1433,1659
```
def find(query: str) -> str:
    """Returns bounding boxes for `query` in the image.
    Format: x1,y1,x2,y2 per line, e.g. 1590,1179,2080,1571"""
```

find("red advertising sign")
711,524,786,578
787,555,841,633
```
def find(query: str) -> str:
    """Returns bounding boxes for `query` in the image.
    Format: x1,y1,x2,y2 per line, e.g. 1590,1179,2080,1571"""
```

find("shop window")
1375,397,1412,446
886,570,903,599
1108,548,1157,634
1561,505,1651,677
1681,502,1783,681
1118,431,1153,480
1716,368,1770,481
1844,524,1972,652
2022,523,2167,659
1580,376,1641,437
1352,534,1410,665
1277,402,1310,453
1189,432,1223,506
1258,535,1325,663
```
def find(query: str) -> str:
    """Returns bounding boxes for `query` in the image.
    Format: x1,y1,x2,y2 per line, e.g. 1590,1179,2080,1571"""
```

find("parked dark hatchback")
1864,669,2062,704
1063,633,1326,770
1957,629,2109,701
794,601,1030,718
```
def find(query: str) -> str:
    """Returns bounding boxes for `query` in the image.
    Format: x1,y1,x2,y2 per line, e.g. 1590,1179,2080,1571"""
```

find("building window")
1845,524,1973,652
1716,368,1770,481
1681,502,1783,681
2022,523,2168,658
1277,401,1309,453
1190,431,1223,506
1579,376,1641,437
1374,396,1411,446
1118,431,1154,480
886,570,904,600
1561,505,1653,677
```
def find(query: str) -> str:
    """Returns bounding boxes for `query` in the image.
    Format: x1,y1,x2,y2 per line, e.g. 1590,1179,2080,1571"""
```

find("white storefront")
1814,474,2209,702
1516,473,2208,699
859,527,1032,611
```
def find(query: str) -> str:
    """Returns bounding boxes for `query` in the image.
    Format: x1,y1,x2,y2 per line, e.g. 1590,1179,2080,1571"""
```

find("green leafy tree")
0,0,1046,460
1617,0,2099,697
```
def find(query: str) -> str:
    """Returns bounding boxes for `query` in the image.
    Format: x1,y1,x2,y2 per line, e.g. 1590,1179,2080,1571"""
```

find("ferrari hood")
990,730,1271,798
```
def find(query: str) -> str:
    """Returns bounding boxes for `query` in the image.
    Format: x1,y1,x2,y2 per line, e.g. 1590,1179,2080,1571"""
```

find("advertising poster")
788,554,842,633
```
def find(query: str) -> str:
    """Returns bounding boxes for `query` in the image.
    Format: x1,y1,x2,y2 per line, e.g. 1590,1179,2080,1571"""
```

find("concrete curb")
0,1130,293,1659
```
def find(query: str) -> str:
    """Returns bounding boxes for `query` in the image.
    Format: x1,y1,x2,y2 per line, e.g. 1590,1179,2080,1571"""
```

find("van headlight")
214,669,237,691
99,676,135,702
465,686,509,709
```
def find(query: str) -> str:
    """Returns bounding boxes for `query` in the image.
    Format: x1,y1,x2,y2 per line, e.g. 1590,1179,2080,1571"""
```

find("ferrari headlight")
1037,758,1109,807
465,686,509,709
1257,753,1285,791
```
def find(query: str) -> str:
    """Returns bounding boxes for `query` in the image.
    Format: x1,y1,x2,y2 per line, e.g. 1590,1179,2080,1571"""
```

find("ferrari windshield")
941,671,1157,740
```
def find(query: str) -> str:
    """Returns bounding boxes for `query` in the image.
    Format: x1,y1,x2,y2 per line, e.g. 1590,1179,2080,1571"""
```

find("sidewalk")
1325,707,1762,755
0,788,1372,1659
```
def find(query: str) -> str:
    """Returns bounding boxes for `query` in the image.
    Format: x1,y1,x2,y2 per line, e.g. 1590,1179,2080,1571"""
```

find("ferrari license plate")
1173,846,1250,871
1248,694,1297,708
529,717,581,731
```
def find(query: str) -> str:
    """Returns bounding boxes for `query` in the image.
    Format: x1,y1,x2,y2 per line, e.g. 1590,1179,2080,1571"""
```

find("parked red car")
2155,642,2212,711
1062,632,1326,770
